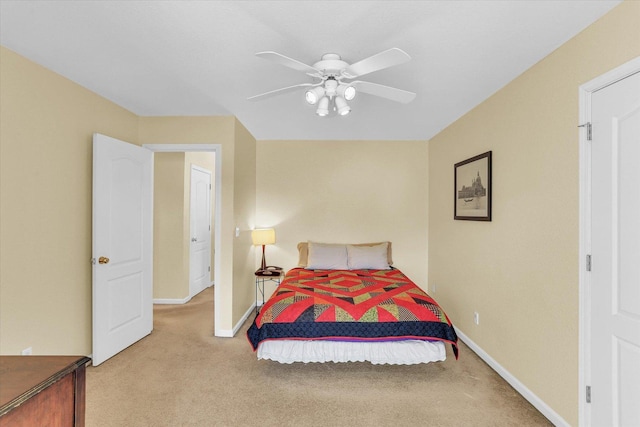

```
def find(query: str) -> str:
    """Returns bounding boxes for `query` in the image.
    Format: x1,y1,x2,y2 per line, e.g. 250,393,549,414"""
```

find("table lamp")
251,228,276,271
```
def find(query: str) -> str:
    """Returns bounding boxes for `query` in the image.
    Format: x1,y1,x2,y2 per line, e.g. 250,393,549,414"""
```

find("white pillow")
306,242,349,270
347,243,391,270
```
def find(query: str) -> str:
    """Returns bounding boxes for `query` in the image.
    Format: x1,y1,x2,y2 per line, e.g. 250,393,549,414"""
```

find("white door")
189,166,211,297
92,133,153,366
590,71,640,426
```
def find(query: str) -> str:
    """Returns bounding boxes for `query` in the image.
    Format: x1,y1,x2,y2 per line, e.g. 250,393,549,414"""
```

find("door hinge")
208,266,211,272
586,254,592,272
586,386,591,403
578,122,592,141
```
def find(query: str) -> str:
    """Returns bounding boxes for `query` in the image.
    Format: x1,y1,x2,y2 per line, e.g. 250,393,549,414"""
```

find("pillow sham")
347,242,391,270
298,241,393,268
305,242,349,270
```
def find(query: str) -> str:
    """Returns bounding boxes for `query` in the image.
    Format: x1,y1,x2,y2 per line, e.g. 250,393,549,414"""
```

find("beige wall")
153,152,189,299
0,46,139,355
427,2,640,425
256,139,429,299
232,119,257,320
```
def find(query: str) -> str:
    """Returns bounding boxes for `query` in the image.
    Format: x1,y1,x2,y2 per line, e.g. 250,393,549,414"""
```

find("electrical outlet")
235,227,240,237
21,347,32,355
474,312,480,325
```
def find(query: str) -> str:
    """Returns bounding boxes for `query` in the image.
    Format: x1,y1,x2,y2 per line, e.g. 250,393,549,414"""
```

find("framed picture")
454,151,492,221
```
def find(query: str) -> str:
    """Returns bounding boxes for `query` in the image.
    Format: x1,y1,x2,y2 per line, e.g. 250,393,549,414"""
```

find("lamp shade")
251,228,276,246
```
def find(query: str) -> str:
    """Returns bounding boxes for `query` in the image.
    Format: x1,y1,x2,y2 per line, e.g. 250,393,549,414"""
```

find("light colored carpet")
86,286,552,426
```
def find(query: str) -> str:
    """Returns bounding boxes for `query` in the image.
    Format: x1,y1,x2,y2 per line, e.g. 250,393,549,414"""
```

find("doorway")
144,144,222,337
579,57,640,426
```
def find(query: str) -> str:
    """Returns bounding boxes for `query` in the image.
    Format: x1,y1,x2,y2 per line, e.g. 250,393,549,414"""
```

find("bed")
246,242,458,365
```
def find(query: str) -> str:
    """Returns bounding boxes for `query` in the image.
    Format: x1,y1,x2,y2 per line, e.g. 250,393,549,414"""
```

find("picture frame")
454,151,492,221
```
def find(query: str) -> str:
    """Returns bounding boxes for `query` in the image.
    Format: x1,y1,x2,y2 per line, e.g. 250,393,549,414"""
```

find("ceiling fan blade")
341,48,411,79
255,51,321,76
247,83,315,101
350,81,416,104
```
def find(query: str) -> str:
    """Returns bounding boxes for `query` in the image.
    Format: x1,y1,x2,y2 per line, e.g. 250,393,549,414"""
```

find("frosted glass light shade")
316,97,329,116
337,84,356,101
335,96,351,116
305,87,325,105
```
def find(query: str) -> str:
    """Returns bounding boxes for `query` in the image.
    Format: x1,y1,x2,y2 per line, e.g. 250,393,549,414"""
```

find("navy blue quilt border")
247,320,458,358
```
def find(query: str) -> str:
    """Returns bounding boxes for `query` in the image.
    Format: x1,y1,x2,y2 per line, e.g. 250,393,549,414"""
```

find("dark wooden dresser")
0,356,91,426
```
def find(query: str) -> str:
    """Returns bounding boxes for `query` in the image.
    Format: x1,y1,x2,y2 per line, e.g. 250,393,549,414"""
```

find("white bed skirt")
257,339,447,365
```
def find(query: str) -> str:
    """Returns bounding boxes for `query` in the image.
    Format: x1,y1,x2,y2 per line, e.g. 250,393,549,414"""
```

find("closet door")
590,71,640,426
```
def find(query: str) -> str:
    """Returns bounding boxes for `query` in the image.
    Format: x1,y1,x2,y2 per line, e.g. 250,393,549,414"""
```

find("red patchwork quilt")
247,268,458,358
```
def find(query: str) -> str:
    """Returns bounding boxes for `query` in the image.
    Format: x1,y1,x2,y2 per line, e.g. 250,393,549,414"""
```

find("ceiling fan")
247,48,416,117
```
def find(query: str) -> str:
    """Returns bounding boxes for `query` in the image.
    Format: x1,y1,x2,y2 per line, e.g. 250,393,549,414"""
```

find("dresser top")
0,356,91,415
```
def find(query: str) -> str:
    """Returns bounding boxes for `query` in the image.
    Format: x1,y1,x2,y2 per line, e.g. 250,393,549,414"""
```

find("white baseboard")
153,296,191,305
216,302,256,337
154,283,214,305
455,328,569,427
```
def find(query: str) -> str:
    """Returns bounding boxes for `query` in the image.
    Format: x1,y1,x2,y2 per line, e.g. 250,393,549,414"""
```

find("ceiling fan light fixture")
335,96,351,116
316,96,329,116
324,78,338,96
337,84,356,101
250,48,415,118
305,86,325,105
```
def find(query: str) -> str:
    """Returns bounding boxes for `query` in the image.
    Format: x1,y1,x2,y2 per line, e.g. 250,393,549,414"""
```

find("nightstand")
255,269,283,315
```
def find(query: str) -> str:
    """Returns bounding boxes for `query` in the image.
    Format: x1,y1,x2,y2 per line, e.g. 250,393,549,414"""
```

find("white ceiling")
0,1,621,141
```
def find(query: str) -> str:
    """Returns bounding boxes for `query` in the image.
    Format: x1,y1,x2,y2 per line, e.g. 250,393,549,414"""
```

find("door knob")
98,256,110,264
191,237,197,242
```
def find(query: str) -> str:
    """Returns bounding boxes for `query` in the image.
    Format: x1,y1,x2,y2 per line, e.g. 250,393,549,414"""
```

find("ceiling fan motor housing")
313,54,349,77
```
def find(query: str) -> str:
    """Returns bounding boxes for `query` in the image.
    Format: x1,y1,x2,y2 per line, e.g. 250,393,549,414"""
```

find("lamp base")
260,245,267,271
